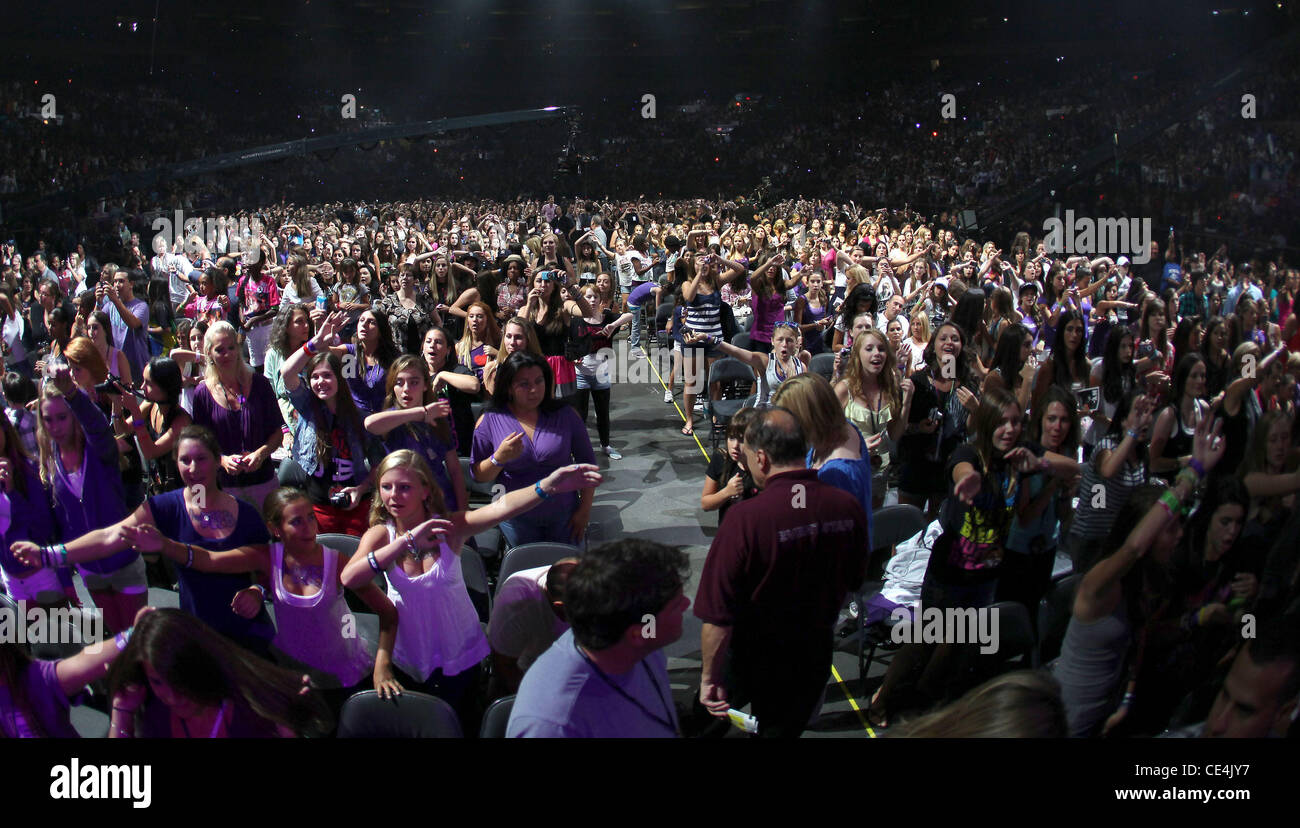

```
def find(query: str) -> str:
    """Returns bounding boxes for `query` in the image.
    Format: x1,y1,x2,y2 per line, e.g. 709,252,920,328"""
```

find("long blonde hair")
845,328,900,415
369,449,448,528
893,671,1066,738
456,301,502,365
35,383,84,488
495,317,542,366
202,321,253,386
770,373,846,458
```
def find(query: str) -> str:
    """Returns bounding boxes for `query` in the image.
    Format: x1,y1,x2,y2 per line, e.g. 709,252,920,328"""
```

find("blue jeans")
626,284,647,346
500,501,581,548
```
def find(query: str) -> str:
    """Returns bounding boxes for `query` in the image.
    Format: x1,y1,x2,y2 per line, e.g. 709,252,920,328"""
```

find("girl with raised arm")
341,450,600,722
35,366,143,630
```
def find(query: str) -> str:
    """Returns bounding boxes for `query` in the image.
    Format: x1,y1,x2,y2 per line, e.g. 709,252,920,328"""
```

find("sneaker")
663,389,674,404
693,399,705,412
603,445,623,460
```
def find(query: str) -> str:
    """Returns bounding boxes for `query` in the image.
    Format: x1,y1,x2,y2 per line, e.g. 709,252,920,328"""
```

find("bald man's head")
743,407,807,487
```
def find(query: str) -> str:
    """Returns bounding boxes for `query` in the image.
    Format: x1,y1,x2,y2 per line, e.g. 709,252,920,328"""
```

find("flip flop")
681,424,694,436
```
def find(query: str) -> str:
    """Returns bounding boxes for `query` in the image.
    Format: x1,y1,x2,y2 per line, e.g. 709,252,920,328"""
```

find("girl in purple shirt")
469,352,597,547
0,607,148,737
36,368,142,631
747,254,800,354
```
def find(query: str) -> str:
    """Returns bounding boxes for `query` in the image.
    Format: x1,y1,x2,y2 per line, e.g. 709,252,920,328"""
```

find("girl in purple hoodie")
34,367,142,631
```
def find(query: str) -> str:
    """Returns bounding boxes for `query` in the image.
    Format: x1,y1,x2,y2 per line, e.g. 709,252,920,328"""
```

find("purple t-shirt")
190,373,284,487
343,344,388,415
749,292,787,344
0,659,80,738
470,406,596,514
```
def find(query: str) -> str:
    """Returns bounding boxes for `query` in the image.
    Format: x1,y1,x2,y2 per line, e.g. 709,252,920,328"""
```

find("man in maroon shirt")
695,408,869,737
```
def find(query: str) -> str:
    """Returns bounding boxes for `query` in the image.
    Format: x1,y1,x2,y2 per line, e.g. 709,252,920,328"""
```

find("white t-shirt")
487,565,569,673
282,276,324,305
615,250,648,289
156,253,197,306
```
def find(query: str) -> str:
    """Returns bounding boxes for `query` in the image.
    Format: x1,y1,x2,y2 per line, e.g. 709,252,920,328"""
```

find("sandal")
681,424,694,436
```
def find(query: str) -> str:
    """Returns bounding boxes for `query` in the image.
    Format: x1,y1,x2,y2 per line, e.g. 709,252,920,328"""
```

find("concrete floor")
583,338,882,738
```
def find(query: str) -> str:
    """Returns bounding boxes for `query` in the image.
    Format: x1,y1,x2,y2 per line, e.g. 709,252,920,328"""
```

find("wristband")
489,454,504,468
251,584,268,602
305,339,319,354
1120,691,1136,708
184,544,195,569
281,425,291,434
1125,429,1141,441
1188,457,1207,479
534,480,552,501
301,343,315,357
1158,490,1183,518
367,551,382,574
1175,467,1199,490
405,530,417,556
114,628,133,651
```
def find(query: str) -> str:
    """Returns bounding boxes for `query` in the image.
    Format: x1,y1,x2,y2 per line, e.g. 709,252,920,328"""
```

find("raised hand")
494,431,526,464
542,463,604,495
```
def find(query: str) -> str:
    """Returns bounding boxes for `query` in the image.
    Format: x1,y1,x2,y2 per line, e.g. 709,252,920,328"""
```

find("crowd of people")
0,188,1297,739
5,45,1296,253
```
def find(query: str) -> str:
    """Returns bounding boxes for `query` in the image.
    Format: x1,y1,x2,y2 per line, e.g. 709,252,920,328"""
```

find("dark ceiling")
3,1,1290,114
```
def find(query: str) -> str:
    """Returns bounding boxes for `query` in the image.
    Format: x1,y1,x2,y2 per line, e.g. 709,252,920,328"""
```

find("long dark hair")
921,321,972,386
354,309,400,367
269,303,314,358
1031,386,1081,455
1168,352,1206,408
303,352,366,469
106,609,332,737
1101,327,1136,405
989,323,1030,390
489,351,562,413
839,284,878,330
146,356,184,408
1049,309,1089,387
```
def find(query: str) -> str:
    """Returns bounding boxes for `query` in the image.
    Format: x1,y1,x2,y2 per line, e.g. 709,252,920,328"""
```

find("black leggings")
574,387,612,445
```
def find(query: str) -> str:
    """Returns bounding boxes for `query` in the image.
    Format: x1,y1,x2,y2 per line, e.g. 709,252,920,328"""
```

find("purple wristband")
1188,458,1206,479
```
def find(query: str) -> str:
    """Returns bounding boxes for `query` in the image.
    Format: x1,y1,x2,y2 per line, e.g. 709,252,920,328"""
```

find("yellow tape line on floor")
635,345,711,463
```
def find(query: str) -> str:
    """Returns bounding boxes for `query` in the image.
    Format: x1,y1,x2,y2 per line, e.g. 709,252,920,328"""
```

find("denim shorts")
0,566,65,604
80,554,148,595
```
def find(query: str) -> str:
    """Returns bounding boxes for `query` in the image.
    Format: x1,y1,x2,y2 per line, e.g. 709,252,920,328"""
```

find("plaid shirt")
1178,291,1209,320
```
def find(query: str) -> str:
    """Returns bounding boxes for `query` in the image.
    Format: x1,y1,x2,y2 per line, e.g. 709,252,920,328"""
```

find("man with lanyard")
507,539,690,738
